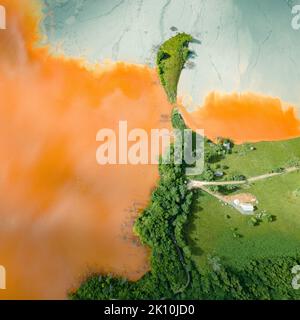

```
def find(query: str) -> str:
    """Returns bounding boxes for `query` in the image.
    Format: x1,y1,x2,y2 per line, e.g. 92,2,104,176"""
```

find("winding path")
187,166,300,213
188,167,299,189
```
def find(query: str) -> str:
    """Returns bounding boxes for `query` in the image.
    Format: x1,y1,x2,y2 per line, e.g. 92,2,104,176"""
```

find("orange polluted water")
0,1,173,299
179,92,300,144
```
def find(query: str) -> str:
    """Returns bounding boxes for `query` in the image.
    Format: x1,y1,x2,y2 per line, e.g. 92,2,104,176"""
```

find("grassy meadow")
187,170,300,271
218,137,300,178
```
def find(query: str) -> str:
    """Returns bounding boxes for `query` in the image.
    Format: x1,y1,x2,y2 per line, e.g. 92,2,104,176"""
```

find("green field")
187,170,300,271
217,137,300,178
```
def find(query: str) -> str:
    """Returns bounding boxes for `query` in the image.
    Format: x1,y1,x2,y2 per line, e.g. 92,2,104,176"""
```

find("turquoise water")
41,0,300,109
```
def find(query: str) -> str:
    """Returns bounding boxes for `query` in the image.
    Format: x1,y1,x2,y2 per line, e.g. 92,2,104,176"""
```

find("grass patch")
187,171,300,271
217,138,300,178
157,33,193,103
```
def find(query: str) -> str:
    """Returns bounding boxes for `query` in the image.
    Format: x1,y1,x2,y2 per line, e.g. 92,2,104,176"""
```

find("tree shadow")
191,38,202,45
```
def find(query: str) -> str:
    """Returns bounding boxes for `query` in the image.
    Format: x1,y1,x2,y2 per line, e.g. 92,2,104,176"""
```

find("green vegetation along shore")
71,110,196,299
72,33,300,300
157,33,193,103
71,33,195,300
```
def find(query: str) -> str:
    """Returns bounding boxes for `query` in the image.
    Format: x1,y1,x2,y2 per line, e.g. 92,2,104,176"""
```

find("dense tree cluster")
71,113,195,299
